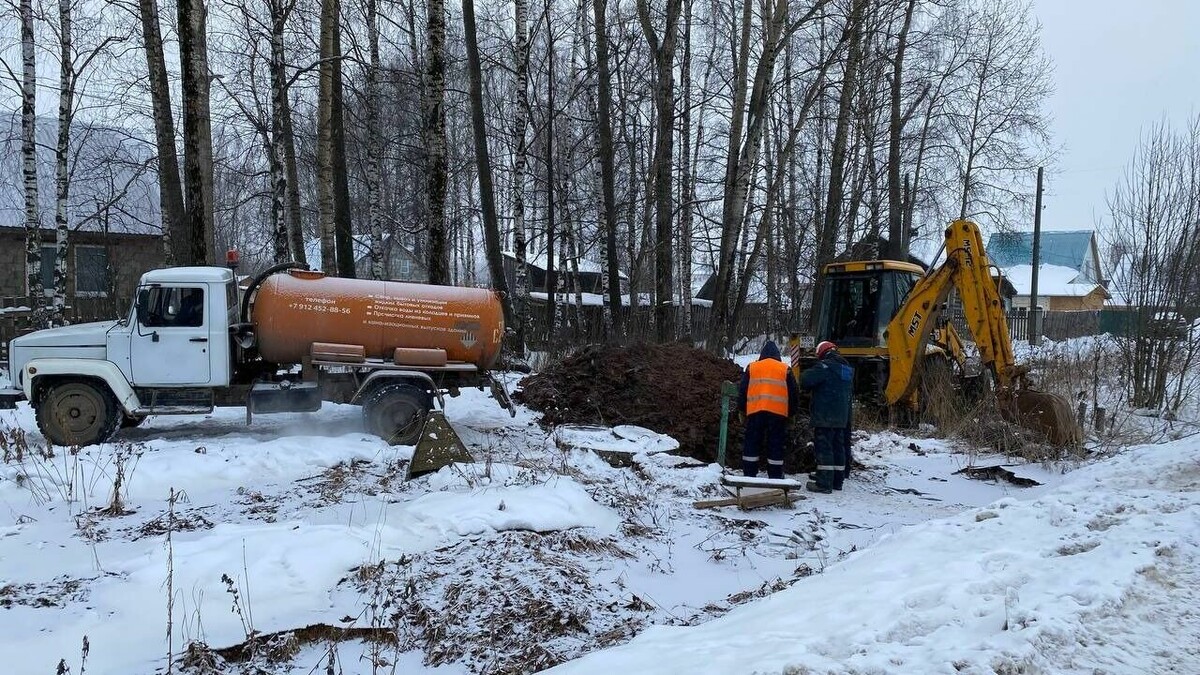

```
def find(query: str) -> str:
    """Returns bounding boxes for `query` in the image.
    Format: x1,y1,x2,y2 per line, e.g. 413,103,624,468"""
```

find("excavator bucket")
1006,389,1083,449
406,410,475,480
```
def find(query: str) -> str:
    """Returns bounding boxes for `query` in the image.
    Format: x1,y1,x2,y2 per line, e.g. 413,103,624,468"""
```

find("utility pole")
1028,167,1043,346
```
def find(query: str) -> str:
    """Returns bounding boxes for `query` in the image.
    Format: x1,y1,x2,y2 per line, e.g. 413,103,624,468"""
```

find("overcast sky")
1033,0,1200,233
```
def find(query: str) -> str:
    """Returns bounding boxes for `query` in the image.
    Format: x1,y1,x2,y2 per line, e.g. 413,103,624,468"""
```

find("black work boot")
806,481,832,494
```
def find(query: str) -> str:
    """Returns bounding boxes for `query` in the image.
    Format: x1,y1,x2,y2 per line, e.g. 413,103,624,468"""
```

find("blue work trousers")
813,427,846,490
742,412,787,479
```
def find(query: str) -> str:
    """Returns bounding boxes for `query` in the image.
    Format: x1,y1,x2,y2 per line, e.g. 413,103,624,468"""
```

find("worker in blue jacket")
801,341,854,493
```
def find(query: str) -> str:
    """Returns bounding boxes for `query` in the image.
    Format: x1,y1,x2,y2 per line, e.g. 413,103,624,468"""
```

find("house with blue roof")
984,230,1111,311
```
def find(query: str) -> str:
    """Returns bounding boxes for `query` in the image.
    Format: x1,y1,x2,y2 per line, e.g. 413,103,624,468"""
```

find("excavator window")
819,270,923,347
822,275,880,346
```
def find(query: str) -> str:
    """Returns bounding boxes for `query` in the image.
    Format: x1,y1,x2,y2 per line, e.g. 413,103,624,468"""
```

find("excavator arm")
883,220,1080,447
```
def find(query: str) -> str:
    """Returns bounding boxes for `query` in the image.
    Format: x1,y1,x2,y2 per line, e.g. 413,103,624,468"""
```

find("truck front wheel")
362,383,431,446
36,380,121,447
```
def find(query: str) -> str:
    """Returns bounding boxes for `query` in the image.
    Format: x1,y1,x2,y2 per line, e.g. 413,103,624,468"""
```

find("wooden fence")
521,301,802,349
946,308,1101,343
0,296,128,367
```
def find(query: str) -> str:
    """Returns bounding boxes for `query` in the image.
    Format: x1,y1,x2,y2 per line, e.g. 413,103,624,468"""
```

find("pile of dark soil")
516,343,818,473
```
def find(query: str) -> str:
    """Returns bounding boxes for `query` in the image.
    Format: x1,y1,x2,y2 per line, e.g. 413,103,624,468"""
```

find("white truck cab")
1,267,239,445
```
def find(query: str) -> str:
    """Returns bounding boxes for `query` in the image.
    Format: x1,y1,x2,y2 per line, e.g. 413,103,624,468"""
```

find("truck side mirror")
135,290,152,326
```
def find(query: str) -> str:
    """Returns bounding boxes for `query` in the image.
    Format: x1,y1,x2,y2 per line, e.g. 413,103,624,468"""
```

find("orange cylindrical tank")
251,269,505,369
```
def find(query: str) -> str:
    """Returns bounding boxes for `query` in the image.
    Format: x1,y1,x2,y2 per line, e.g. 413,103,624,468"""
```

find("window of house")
75,245,110,295
37,245,56,295
399,258,412,276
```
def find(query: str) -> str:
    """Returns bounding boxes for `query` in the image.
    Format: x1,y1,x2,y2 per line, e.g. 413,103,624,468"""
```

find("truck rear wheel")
36,380,121,447
362,383,431,446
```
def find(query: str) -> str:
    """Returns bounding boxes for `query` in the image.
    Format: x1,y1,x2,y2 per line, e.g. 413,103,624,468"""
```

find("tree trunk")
423,0,449,283
463,0,514,329
545,5,558,345
814,0,868,325
592,0,623,332
331,10,356,278
366,0,384,278
280,87,306,265
137,0,186,265
21,0,43,319
177,0,215,265
886,0,917,259
705,0,754,349
637,0,682,342
317,0,338,273
53,0,73,321
677,0,694,341
508,0,530,347
708,0,825,348
268,4,290,264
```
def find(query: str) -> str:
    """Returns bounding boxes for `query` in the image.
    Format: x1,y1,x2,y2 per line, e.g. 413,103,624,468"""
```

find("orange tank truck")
251,269,505,368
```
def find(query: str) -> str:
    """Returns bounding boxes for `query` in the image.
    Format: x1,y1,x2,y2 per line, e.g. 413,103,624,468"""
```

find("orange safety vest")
746,358,790,416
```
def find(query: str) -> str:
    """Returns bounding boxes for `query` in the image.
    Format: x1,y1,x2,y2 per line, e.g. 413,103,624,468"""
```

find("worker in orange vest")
736,340,800,478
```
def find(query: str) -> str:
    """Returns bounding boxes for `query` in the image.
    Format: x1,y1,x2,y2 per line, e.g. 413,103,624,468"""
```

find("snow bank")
548,438,1200,674
0,468,616,674
555,424,680,456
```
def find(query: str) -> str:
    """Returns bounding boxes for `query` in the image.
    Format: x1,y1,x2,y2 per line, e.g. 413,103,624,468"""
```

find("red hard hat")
815,341,837,358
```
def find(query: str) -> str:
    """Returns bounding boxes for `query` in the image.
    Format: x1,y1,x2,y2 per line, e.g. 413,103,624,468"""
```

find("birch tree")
51,0,73,319
20,0,43,318
364,0,383,277
509,0,531,346
317,0,338,273
423,0,449,283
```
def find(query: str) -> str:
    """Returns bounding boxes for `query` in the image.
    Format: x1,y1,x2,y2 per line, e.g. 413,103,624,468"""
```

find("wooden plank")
694,487,804,511
737,491,794,510
692,497,741,509
720,475,805,489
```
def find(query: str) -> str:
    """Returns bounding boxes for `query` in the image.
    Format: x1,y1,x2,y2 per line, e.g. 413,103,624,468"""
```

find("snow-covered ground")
1,373,1196,674
549,436,1200,674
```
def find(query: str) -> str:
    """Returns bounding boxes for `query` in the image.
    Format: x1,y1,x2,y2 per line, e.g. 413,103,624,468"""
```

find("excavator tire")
1010,389,1082,449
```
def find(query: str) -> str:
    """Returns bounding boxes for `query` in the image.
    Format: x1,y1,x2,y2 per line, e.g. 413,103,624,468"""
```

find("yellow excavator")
789,219,1081,447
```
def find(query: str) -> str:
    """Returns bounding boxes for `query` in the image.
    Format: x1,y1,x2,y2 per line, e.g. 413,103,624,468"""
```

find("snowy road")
1,384,1194,674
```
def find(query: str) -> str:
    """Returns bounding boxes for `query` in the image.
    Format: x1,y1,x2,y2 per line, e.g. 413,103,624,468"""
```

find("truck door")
130,285,212,385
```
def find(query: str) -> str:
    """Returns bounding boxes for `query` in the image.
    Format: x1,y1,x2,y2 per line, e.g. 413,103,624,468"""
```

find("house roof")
304,236,372,269
907,237,944,267
1001,264,1111,299
502,251,628,279
986,230,1096,271
0,113,161,235
303,234,422,272
694,270,771,304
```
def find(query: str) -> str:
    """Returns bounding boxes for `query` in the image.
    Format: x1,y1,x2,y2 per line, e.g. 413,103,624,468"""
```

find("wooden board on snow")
694,474,805,510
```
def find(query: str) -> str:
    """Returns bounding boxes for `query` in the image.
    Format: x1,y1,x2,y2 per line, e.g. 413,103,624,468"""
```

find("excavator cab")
791,260,929,407
816,262,924,349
